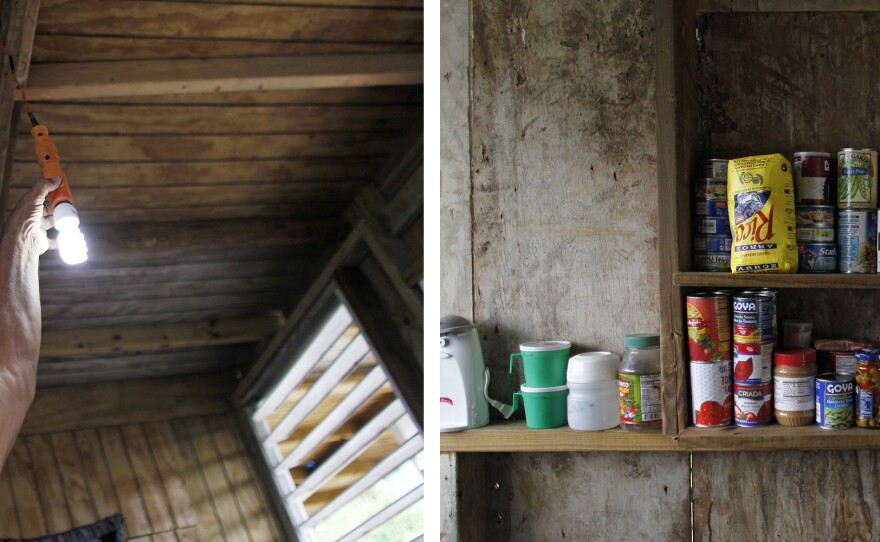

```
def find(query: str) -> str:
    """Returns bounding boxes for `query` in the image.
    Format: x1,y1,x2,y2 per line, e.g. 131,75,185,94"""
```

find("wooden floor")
0,413,281,541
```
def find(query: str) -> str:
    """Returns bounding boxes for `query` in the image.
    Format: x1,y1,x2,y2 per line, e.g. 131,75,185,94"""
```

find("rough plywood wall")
487,452,690,541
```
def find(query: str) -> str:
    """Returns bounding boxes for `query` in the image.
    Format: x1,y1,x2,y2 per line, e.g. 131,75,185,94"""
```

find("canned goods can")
693,252,731,272
838,209,878,273
793,152,832,205
693,235,733,253
694,216,731,235
733,382,773,426
704,159,728,181
690,360,733,427
733,342,773,383
733,294,774,344
838,148,878,208
739,289,777,343
798,242,837,273
795,205,835,228
686,293,732,362
855,352,880,428
694,198,729,217
693,179,727,201
816,374,855,429
796,227,835,243
824,351,858,376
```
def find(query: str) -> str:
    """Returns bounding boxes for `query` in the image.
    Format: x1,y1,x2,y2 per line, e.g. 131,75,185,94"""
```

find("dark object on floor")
0,514,125,542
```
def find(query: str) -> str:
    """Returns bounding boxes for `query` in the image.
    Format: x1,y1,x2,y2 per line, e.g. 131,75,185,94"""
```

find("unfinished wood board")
25,434,72,533
121,425,176,533
470,0,659,403
74,429,122,521
50,432,96,527
692,451,880,540
99,426,153,536
440,452,486,542
5,440,47,537
487,452,690,541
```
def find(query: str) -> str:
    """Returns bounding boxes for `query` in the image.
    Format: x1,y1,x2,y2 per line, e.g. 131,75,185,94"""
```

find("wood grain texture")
50,432,96,527
74,429,122,521
470,0,659,407
121,425,175,533
5,440,48,537
25,434,72,533
0,467,22,538
99,426,152,536
487,452,690,541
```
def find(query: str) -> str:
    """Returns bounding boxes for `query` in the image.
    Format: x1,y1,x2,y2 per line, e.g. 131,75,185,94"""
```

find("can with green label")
838,148,878,208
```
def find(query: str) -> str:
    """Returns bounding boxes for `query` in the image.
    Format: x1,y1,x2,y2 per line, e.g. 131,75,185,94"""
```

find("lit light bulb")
53,202,88,265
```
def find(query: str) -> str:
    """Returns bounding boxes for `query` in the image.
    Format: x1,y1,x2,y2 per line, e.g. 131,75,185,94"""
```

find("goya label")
732,295,773,343
816,376,854,429
727,154,798,273
619,373,661,424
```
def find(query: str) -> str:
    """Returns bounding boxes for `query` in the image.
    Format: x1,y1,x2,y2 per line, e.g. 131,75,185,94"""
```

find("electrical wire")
0,0,33,113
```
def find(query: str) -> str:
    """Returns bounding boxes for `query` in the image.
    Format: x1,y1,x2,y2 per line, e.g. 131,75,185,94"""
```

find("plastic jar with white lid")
567,352,620,431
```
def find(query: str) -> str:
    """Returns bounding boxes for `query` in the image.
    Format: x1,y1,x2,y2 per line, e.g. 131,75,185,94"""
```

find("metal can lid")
794,151,830,157
855,348,880,361
624,333,660,348
816,373,854,383
775,348,817,366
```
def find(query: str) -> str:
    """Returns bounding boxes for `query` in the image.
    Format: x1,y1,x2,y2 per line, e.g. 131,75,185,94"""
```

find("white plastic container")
567,352,620,431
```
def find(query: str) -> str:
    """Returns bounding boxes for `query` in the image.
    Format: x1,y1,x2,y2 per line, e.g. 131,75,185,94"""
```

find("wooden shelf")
440,421,880,452
673,272,880,289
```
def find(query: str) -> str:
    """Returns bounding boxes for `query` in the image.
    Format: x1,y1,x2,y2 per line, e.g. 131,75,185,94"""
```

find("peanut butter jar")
773,348,817,426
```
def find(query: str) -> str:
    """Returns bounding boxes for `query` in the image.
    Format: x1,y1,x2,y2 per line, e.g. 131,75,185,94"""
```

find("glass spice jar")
773,347,817,426
854,348,880,428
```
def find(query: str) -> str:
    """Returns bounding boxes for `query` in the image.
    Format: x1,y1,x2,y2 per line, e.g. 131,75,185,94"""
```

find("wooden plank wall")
0,413,282,541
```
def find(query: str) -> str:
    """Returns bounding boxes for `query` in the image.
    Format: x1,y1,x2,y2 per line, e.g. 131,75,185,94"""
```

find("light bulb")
53,202,88,265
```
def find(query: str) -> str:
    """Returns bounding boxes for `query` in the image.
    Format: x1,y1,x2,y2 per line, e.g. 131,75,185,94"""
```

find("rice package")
727,153,798,273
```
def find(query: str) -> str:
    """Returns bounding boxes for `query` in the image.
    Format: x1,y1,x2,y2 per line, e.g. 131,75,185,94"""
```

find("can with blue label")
694,235,733,253
704,159,728,181
838,209,877,273
695,199,729,217
798,242,837,273
694,216,731,236
733,294,775,344
815,373,854,429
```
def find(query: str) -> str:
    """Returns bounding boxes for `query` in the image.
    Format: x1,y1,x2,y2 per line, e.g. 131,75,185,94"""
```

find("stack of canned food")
793,152,836,272
693,159,733,272
731,291,776,426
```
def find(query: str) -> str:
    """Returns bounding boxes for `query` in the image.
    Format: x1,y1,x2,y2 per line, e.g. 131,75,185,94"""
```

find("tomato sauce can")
686,293,732,362
690,360,733,427
733,294,774,344
694,235,733,253
695,199,729,217
733,382,773,427
795,205,835,228
693,252,731,272
816,373,855,429
694,178,727,201
704,159,728,181
733,341,773,384
838,209,877,273
798,242,837,273
694,216,731,235
793,152,832,205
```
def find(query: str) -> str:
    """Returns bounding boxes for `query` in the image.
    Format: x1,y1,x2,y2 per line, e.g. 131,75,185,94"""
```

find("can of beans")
733,382,773,427
733,342,773,384
704,159,728,181
690,360,733,427
686,293,732,362
793,152,832,205
693,252,731,272
838,148,878,208
796,227,835,243
816,373,855,429
694,216,731,235
694,235,733,253
798,242,837,273
693,179,727,201
855,349,880,428
838,209,877,273
733,294,775,344
795,205,835,228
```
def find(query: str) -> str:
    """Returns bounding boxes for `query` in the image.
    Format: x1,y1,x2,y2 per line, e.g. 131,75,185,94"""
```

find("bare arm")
0,177,60,471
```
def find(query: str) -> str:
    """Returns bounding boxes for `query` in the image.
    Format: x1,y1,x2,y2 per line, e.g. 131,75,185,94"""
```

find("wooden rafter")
24,53,423,101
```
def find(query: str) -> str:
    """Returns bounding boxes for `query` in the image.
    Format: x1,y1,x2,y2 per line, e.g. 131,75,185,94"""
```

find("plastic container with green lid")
619,333,662,432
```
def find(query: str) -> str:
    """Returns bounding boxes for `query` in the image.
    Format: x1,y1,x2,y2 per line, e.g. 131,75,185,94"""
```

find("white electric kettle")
439,315,490,432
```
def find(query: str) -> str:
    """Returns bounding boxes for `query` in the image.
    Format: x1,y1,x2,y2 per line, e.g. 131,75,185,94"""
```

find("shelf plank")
439,421,681,453
674,272,880,289
678,425,880,451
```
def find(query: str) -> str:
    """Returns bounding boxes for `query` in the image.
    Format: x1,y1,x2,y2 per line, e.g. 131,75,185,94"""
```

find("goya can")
733,382,773,426
816,374,855,429
796,227,835,243
690,360,733,427
733,294,774,344
855,349,880,428
795,205,835,228
838,209,877,273
798,242,837,273
694,178,727,201
793,152,832,205
733,342,773,383
704,159,728,181
693,252,731,272
838,148,878,208
686,293,732,362
695,198,729,217
694,235,733,253
694,216,731,235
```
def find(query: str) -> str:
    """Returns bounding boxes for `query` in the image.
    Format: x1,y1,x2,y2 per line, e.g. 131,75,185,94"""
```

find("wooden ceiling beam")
23,54,423,101
40,315,284,357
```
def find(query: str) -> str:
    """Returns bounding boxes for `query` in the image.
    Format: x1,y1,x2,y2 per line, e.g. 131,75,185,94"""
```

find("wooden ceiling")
0,0,423,386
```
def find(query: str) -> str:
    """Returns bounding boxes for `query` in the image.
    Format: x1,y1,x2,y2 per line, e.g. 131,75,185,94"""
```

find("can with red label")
793,151,832,205
733,293,775,344
733,342,773,384
734,382,773,426
824,351,858,376
686,293,732,362
690,360,733,427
